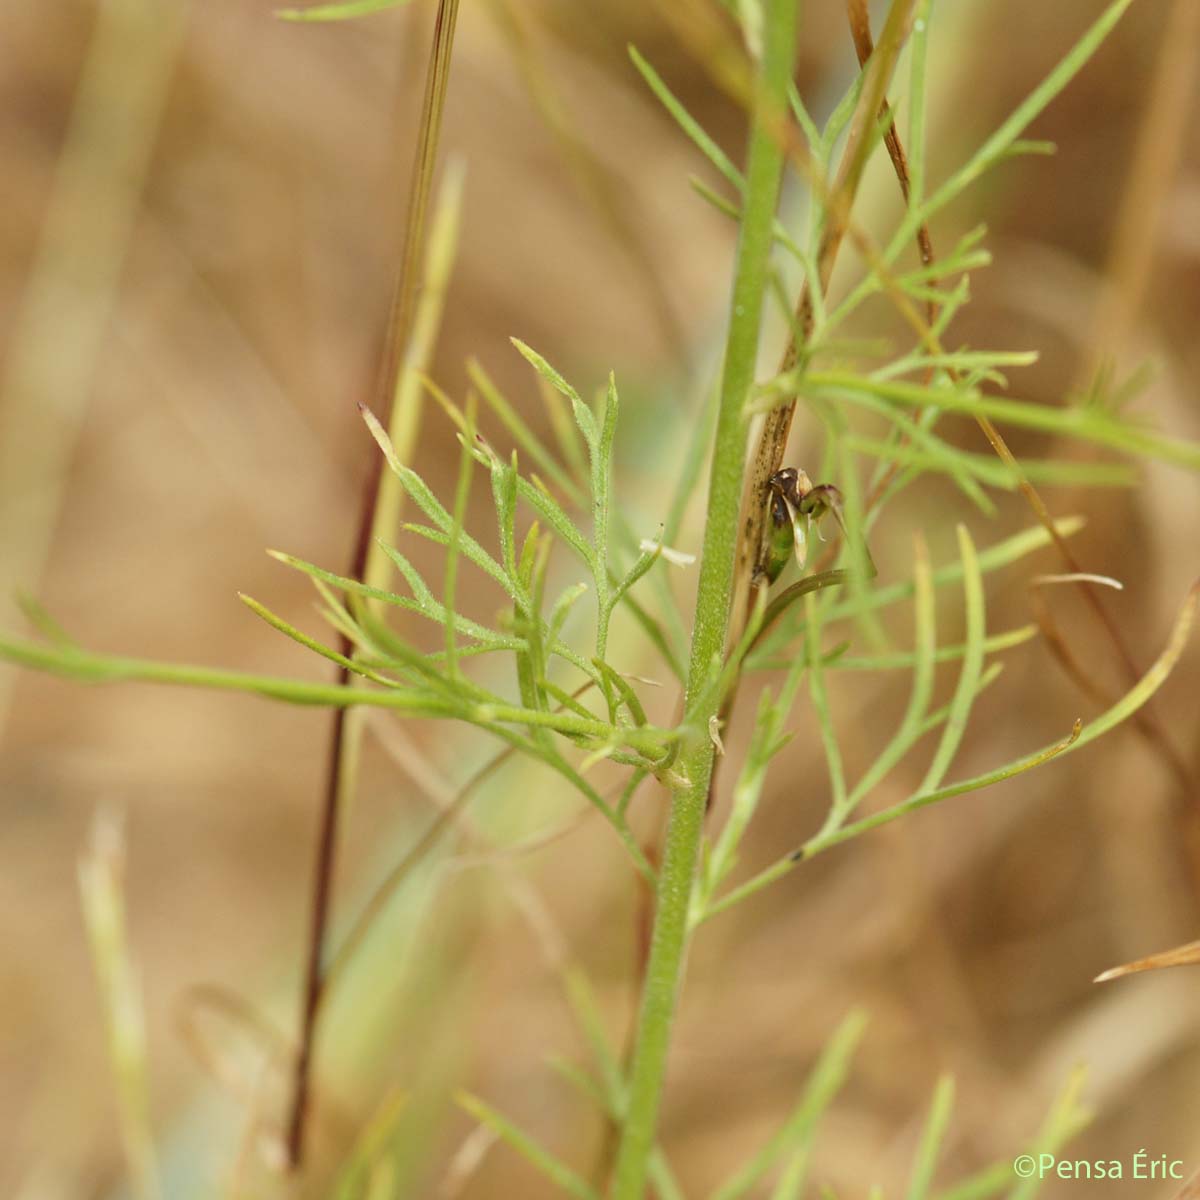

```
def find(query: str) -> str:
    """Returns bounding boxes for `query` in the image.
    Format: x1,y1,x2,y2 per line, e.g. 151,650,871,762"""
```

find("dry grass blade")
844,0,936,298
729,0,919,645
285,0,463,1171
0,0,183,736
485,0,685,355
1172,1168,1200,1199
175,985,296,1178
1028,583,1193,793
1076,0,1200,387
1095,938,1200,983
78,809,160,1200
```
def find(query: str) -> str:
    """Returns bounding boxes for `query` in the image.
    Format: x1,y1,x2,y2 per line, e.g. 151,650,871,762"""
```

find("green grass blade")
828,533,937,832
563,968,625,1102
558,971,687,1200
333,1091,408,1200
375,535,602,685
277,0,412,19
709,1011,867,1200
769,1146,812,1200
1004,1068,1092,1200
873,345,1035,382
907,1076,956,1200
907,0,932,207
932,1164,1013,1200
457,1093,599,1200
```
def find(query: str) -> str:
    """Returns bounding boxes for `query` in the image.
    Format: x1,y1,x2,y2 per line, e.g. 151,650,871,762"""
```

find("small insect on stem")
763,467,846,584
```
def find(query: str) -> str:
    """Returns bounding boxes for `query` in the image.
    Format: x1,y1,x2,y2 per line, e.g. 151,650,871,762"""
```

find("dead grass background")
2,1,1200,1196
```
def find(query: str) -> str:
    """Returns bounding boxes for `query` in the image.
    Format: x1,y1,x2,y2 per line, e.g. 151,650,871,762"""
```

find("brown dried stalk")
283,0,462,1170
727,0,919,650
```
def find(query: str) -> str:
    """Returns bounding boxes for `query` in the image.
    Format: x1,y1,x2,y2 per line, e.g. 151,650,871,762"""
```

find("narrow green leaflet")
803,580,1197,858
511,338,598,447
629,47,741,191
444,407,478,674
891,0,1136,258
916,525,985,795
490,450,520,581
239,594,405,689
809,517,1085,634
272,547,521,657
815,533,936,842
753,624,1036,674
466,357,585,506
805,592,847,817
362,405,521,598
806,371,1200,473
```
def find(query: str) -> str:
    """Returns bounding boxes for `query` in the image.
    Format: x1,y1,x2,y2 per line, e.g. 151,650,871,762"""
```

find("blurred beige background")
2,0,1200,1196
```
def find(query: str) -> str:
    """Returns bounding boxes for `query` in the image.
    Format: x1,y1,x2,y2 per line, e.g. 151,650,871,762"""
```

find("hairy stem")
609,2,797,1194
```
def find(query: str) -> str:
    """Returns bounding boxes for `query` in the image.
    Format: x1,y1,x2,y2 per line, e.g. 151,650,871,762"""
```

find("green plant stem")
609,3,797,1195
0,634,674,751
